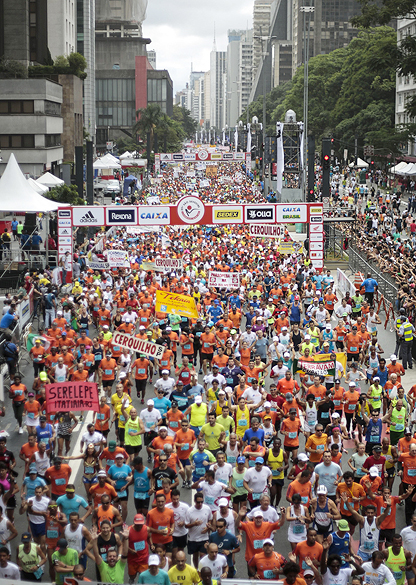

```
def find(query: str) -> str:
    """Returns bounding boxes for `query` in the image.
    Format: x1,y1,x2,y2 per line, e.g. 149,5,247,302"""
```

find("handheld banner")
208,271,240,289
155,290,199,319
45,382,99,413
112,332,164,359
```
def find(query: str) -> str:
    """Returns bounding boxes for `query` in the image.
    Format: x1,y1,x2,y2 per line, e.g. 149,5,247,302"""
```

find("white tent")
27,177,49,194
403,163,416,175
349,157,369,168
0,154,61,212
93,153,121,169
119,151,132,159
391,161,407,174
36,171,64,188
396,162,414,175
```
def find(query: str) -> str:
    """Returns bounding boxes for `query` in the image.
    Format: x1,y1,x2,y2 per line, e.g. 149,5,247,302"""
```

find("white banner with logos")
208,271,240,289
106,249,130,268
337,268,356,298
112,332,164,359
154,257,183,271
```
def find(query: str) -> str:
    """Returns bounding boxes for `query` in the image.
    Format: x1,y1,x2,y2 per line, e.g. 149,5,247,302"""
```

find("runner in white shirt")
154,373,176,398
185,495,213,568
243,460,272,500
198,545,228,580
210,454,233,497
139,401,162,432
400,516,416,557
320,541,365,585
0,557,20,580
193,471,231,512
361,554,395,585
166,492,189,554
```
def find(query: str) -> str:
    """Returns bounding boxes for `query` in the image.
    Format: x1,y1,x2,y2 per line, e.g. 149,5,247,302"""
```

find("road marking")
67,412,95,482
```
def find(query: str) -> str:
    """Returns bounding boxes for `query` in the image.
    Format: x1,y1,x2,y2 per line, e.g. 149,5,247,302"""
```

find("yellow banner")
279,242,295,254
161,197,169,204
155,290,199,319
297,352,346,378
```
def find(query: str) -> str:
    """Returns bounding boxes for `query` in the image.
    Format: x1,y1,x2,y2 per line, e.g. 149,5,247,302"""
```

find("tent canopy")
27,177,49,194
36,172,64,188
391,161,407,174
349,157,369,168
93,153,121,169
0,154,61,212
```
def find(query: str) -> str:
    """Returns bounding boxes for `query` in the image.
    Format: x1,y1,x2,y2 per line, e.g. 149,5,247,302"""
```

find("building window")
45,134,62,147
44,100,62,116
0,100,34,114
0,135,35,148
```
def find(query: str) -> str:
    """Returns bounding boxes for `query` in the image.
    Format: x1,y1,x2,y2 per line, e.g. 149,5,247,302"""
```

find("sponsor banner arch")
58,198,324,280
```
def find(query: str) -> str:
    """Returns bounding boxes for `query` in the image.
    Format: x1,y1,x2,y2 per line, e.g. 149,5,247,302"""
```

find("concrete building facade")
210,46,226,130
396,17,416,157
292,0,362,76
226,29,253,127
48,0,76,58
0,78,63,175
77,0,96,143
0,0,48,66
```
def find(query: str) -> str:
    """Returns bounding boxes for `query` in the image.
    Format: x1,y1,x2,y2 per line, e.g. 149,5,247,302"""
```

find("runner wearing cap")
249,538,286,580
126,513,149,581
236,505,283,576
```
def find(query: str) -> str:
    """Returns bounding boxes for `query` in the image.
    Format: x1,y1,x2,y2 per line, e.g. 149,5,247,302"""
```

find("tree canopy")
241,27,404,158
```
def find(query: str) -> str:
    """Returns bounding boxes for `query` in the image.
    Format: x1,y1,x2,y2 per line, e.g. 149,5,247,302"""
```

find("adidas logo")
79,211,98,223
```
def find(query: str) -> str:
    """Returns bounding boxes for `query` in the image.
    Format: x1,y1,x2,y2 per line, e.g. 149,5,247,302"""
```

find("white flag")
247,123,252,154
276,122,285,194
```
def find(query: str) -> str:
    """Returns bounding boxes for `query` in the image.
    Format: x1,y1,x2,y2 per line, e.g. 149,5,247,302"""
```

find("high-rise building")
210,44,226,130
252,0,274,83
396,17,416,157
0,0,48,66
204,70,211,129
226,29,253,127
48,0,76,58
250,0,292,103
292,0,362,77
147,48,156,68
77,0,96,143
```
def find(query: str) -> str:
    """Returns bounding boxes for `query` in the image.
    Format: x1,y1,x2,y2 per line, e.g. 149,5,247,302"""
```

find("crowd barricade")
347,246,398,307
337,268,356,298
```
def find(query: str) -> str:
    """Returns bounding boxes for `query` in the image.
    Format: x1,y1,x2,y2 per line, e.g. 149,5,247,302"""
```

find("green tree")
46,184,84,205
172,105,197,138
133,103,162,153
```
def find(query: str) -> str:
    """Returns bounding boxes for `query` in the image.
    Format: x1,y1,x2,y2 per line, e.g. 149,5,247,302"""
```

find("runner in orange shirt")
174,419,196,487
146,493,174,548
200,327,217,375
131,355,150,403
249,540,286,579
291,530,323,576
29,339,46,377
93,395,111,438
281,409,303,459
286,472,313,507
72,362,89,382
236,506,283,569
99,351,117,400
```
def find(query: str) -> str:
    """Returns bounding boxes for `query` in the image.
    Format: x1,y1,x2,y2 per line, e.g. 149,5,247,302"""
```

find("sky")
144,0,254,93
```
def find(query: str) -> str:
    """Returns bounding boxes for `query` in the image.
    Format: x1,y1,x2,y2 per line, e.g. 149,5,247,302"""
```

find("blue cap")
237,456,245,464
255,457,264,464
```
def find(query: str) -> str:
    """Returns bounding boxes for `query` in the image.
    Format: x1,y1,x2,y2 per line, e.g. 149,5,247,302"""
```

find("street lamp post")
300,5,315,201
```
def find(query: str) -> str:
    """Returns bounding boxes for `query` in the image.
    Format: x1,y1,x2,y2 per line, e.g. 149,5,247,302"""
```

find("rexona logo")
107,208,137,225
58,210,71,218
245,206,275,222
79,211,98,223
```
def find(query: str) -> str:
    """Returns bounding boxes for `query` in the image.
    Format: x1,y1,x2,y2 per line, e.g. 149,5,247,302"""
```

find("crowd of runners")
1,160,416,585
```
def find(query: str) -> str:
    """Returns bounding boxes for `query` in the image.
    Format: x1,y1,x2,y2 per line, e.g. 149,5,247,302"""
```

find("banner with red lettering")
112,332,165,359
45,382,99,413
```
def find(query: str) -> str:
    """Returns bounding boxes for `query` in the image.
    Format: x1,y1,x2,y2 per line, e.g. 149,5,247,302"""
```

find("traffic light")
307,188,314,202
322,138,331,199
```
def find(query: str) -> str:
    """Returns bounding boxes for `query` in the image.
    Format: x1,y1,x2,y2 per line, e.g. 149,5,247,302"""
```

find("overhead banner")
155,290,199,319
208,271,240,289
107,249,129,268
45,382,99,413
154,257,183,271
249,224,284,238
111,332,165,359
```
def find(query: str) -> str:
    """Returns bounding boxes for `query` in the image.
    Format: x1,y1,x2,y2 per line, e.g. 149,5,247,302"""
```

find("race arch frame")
57,198,324,281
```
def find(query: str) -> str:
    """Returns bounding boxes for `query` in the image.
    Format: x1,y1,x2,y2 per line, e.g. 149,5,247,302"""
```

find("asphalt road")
3,276,414,581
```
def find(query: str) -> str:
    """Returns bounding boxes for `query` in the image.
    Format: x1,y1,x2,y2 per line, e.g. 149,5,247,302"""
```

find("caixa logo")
106,208,137,224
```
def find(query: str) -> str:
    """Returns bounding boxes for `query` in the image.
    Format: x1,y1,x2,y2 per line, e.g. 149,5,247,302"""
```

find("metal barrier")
348,246,398,306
